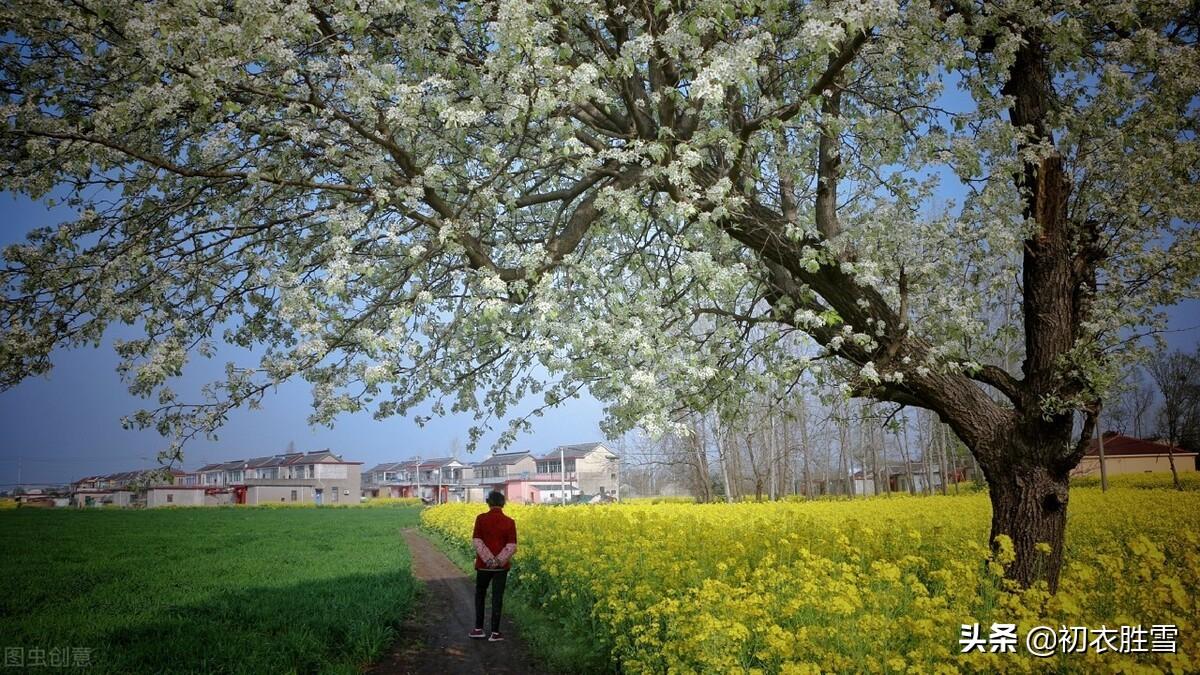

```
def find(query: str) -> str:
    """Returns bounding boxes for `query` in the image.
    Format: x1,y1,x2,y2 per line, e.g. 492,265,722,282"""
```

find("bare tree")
1147,350,1200,491
1106,368,1157,438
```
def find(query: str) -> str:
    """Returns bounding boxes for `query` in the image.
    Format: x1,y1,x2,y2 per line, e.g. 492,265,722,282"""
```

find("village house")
361,443,622,505
535,442,621,499
144,486,222,507
224,450,362,505
474,450,542,503
847,462,946,496
361,457,471,503
71,468,185,507
1075,432,1199,477
74,449,362,507
11,487,70,508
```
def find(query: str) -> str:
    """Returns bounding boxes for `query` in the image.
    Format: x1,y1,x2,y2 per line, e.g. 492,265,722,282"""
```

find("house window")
166,494,174,503
290,490,298,502
331,486,338,502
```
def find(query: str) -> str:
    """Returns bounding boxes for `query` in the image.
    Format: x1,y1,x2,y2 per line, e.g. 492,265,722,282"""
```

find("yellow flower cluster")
359,496,425,507
423,482,1199,673
248,496,423,509
1071,471,1200,492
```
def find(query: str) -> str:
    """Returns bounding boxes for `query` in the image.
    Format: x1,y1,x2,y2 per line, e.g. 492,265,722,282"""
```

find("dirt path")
369,529,549,675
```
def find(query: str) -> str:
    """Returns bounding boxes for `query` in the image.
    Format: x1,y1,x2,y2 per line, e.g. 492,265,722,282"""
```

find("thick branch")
815,58,843,240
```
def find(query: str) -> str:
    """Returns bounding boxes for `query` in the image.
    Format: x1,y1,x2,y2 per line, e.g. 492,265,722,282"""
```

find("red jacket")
472,507,517,570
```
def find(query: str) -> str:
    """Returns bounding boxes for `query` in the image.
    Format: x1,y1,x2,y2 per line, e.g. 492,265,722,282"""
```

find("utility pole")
414,456,420,500
613,454,621,501
560,446,566,505
1096,411,1108,492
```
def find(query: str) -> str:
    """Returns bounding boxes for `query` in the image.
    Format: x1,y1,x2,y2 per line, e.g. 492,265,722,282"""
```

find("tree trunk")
717,421,734,503
692,415,713,503
799,402,812,499
840,420,852,498
919,417,933,496
1166,444,1183,491
986,461,1070,592
949,427,959,495
937,422,949,496
898,417,916,495
768,412,777,501
876,424,889,496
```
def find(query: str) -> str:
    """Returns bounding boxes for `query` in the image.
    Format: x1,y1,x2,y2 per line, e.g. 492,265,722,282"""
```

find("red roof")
1085,433,1195,457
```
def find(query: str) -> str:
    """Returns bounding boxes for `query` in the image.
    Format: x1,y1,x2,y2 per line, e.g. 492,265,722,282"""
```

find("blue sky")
0,193,608,485
1,186,1197,487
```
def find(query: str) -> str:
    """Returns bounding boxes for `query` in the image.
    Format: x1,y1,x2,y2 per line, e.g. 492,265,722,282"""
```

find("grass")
0,506,422,673
421,522,613,674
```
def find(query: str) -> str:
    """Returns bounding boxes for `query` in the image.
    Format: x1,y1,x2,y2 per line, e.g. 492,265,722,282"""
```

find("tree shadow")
84,571,417,673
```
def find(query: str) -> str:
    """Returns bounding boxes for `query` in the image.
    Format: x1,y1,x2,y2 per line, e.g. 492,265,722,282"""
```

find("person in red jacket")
468,490,517,642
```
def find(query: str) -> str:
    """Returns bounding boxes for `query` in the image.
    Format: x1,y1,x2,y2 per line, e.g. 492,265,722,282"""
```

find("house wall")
536,487,579,504
241,462,361,505
71,492,107,507
71,490,138,507
314,463,350,479
575,449,618,495
852,478,876,496
314,462,360,504
147,489,208,507
506,456,538,479
206,491,233,506
458,486,488,503
892,471,943,494
110,491,136,507
1075,454,1198,477
246,485,314,505
501,479,539,504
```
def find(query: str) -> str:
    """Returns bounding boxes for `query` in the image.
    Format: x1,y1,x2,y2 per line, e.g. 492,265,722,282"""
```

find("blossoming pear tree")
2,1,1197,589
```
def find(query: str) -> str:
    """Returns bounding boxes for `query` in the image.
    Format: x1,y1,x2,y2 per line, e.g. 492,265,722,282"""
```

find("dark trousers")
474,569,508,632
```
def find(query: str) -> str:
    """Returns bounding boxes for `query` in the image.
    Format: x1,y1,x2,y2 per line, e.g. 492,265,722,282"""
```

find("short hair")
486,491,506,508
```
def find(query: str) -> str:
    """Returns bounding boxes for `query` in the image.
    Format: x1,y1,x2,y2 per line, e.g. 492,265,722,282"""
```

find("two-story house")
362,457,469,503
239,450,362,505
72,468,185,507
473,450,545,503
149,450,361,506
537,442,621,499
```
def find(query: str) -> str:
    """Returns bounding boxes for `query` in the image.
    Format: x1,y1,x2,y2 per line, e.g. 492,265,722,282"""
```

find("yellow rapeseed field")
423,478,1199,674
